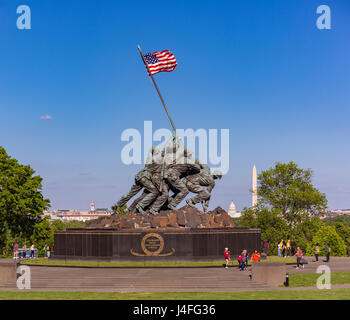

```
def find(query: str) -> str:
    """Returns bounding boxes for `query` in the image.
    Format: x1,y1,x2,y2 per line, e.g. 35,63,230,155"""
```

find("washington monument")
252,165,257,206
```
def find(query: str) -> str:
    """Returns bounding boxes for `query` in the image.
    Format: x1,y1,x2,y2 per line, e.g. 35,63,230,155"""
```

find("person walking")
263,240,269,255
238,250,247,271
46,244,51,258
22,244,27,259
278,240,283,257
325,244,331,262
314,244,320,262
43,243,48,258
282,241,287,257
30,244,35,258
13,242,19,260
295,247,304,269
286,240,291,257
237,253,243,270
242,249,249,270
291,240,296,256
224,248,230,269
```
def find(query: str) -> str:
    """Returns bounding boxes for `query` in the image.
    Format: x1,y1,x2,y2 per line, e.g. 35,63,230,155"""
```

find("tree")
327,222,350,256
324,215,350,227
239,205,325,254
257,162,327,225
30,216,53,256
0,146,50,250
306,225,347,257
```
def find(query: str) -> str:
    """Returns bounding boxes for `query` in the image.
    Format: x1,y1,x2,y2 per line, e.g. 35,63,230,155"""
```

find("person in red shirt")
224,248,230,269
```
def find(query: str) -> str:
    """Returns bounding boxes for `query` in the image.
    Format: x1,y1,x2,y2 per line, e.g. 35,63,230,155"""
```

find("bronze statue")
113,136,222,214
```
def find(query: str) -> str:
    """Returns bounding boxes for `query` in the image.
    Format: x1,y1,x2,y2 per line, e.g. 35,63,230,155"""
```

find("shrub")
306,225,347,256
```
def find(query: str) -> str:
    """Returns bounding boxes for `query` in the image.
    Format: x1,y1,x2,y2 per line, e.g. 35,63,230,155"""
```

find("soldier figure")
185,169,222,212
113,147,162,213
163,149,201,210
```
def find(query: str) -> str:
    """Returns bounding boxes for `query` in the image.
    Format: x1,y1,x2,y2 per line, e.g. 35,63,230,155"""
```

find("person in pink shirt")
295,246,304,269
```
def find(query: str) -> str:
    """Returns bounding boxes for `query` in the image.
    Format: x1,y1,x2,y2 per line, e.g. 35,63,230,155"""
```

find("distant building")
325,209,350,218
43,201,112,222
228,201,241,218
90,200,95,213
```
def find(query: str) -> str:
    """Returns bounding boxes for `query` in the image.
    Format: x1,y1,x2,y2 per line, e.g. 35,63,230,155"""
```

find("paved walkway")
0,257,349,292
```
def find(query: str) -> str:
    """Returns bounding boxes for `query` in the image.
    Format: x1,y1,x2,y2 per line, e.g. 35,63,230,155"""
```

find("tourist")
251,250,261,263
282,240,286,257
237,253,242,269
224,248,230,269
238,251,245,271
263,240,269,255
314,244,320,262
22,243,27,259
238,250,248,271
278,240,283,257
13,242,19,260
291,240,296,256
286,240,291,257
324,244,331,262
295,246,304,269
47,244,51,258
239,249,248,271
244,250,249,265
30,244,35,258
43,243,50,258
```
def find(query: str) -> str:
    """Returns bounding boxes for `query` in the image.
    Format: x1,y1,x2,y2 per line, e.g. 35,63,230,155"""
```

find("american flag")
144,50,177,76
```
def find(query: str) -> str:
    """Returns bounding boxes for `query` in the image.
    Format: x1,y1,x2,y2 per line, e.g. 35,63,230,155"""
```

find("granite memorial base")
54,227,261,261
0,260,17,286
252,261,286,286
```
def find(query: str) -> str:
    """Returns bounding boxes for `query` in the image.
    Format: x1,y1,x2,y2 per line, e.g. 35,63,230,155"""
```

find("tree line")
236,162,349,257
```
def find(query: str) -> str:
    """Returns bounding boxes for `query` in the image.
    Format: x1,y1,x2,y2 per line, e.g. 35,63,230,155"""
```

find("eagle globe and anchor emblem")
130,233,175,257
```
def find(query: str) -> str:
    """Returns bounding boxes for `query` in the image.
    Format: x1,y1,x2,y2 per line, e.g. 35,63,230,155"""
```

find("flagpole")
137,45,177,135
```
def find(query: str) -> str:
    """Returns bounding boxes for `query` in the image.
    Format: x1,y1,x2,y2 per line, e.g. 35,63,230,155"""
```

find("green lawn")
0,289,350,300
288,271,350,288
20,256,296,268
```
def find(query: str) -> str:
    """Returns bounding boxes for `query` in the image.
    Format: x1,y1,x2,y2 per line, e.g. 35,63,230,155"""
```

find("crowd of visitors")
223,241,332,271
223,248,261,270
12,242,51,260
277,239,297,257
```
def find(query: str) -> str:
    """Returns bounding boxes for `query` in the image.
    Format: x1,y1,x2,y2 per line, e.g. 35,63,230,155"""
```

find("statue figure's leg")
189,185,210,204
185,181,210,210
166,178,189,210
136,177,159,213
149,181,169,214
128,191,148,213
115,182,142,208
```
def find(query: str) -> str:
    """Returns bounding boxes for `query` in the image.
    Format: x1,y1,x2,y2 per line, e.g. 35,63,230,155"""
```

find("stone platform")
0,259,17,287
54,206,260,261
87,206,234,229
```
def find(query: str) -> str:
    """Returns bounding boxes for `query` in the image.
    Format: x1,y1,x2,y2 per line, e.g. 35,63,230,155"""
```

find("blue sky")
0,0,349,211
